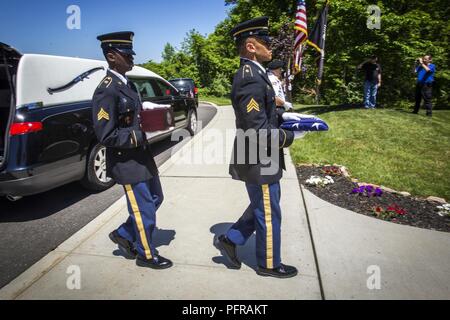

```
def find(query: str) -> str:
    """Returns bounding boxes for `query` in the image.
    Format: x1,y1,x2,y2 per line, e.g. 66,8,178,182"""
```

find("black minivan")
169,78,199,107
0,43,197,201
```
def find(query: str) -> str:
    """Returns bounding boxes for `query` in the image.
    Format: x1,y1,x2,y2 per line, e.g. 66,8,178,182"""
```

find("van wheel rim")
94,147,111,183
190,112,197,133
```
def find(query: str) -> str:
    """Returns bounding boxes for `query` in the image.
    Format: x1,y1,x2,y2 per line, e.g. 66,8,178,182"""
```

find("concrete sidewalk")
302,188,450,299
1,105,449,300
0,106,321,300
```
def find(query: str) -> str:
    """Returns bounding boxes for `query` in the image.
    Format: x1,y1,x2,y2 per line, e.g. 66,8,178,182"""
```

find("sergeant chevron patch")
246,98,260,113
97,108,110,121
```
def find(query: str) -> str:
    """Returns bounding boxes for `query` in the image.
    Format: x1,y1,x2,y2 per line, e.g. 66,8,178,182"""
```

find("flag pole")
286,56,293,103
315,0,330,104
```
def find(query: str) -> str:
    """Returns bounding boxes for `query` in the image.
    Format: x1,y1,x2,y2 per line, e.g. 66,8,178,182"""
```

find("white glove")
294,131,307,140
282,112,315,121
142,101,157,110
284,101,293,111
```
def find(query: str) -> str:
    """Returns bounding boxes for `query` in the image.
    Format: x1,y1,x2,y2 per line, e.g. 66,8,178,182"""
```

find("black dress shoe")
256,264,298,279
136,255,173,269
214,235,241,269
109,230,137,259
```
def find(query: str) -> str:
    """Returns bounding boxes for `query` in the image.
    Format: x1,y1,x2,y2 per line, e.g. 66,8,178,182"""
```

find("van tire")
81,143,115,191
187,109,197,136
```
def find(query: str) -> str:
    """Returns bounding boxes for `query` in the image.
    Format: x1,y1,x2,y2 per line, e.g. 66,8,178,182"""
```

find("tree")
223,0,449,107
161,43,176,62
142,0,449,106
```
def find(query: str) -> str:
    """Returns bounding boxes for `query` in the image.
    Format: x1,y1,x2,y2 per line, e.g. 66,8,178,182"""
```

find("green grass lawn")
200,95,231,106
290,105,450,200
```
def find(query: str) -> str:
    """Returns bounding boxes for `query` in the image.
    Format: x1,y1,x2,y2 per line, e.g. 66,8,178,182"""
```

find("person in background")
357,55,382,109
267,60,293,111
413,54,436,117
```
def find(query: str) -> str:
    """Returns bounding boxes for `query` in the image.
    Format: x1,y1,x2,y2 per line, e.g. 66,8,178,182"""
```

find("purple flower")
351,188,360,194
374,188,383,197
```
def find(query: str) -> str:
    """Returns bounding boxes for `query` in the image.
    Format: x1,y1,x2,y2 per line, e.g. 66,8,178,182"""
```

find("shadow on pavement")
112,228,176,259
210,222,257,271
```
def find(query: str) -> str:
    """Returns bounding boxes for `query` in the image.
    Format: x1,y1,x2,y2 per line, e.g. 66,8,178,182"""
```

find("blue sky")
0,0,230,63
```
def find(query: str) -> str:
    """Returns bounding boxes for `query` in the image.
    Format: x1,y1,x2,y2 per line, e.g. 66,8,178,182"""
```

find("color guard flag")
293,0,308,74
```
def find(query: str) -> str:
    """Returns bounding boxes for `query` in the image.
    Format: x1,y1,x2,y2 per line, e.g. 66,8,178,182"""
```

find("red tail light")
10,122,43,136
194,87,198,94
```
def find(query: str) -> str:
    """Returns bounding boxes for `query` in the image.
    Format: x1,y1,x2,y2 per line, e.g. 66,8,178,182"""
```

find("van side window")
131,79,159,99
154,79,176,97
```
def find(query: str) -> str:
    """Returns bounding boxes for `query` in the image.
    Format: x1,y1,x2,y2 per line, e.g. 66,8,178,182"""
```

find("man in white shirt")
267,60,293,111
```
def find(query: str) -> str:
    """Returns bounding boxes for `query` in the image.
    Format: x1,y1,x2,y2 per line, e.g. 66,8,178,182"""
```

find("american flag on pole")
293,0,308,74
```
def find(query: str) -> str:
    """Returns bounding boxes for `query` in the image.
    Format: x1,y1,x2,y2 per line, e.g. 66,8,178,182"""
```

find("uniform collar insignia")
108,68,128,85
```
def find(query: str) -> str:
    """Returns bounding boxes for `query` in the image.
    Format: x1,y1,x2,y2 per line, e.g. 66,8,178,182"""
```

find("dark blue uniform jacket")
92,70,158,185
229,59,294,185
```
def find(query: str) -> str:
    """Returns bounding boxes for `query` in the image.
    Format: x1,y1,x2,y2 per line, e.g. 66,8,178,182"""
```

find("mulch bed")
296,165,450,233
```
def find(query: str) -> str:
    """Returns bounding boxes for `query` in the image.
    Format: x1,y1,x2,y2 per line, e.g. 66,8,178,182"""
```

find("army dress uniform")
92,32,170,268
217,17,298,278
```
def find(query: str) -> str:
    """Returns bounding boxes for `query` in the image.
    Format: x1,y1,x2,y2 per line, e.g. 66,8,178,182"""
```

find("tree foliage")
141,0,449,106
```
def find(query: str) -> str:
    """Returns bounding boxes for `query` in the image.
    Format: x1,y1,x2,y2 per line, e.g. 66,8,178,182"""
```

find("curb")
0,104,220,300
199,101,220,108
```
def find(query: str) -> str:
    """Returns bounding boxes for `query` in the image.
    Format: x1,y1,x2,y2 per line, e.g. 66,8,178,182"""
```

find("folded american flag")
281,117,329,132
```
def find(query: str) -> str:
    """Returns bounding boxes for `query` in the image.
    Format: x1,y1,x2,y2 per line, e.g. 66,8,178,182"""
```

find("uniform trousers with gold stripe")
226,182,282,269
117,176,164,260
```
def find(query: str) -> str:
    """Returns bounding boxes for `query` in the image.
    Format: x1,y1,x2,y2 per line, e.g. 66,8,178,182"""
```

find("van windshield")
169,79,194,90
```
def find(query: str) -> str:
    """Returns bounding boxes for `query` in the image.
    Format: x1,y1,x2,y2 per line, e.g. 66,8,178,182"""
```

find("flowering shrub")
320,166,342,176
372,204,407,220
306,175,334,187
351,185,383,197
436,203,450,217
386,204,407,215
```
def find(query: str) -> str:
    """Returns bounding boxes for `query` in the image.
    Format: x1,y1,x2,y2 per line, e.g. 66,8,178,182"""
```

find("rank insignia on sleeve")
97,108,110,121
246,98,260,113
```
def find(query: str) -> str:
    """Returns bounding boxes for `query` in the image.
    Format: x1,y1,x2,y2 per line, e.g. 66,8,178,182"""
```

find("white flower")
325,176,334,183
306,175,335,187
436,203,450,217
